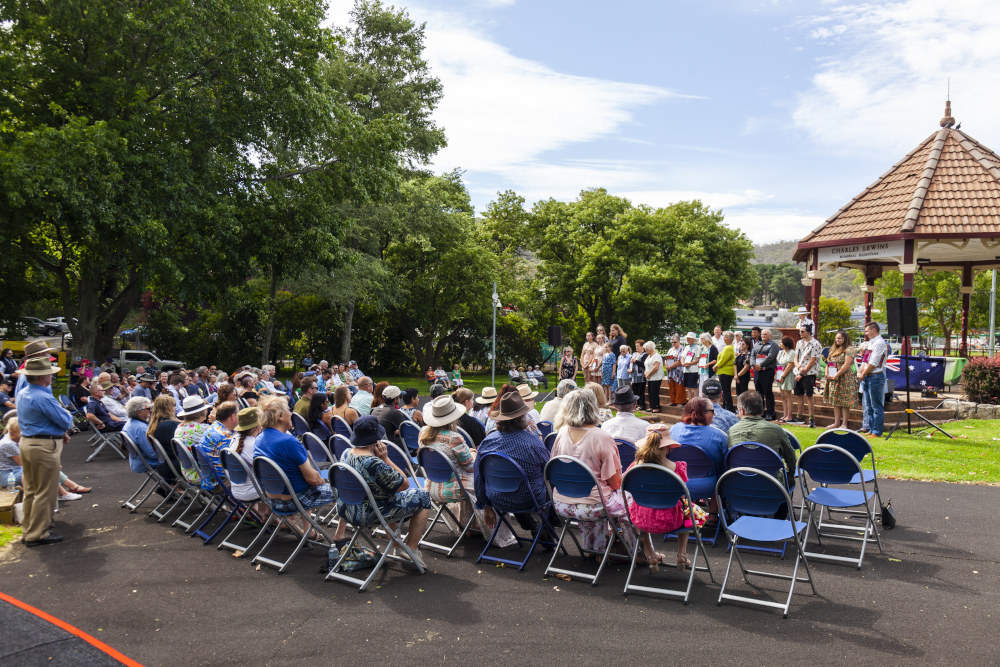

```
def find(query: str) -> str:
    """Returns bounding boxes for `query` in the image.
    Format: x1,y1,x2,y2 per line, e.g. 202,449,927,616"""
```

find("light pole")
989,269,997,355
491,282,500,387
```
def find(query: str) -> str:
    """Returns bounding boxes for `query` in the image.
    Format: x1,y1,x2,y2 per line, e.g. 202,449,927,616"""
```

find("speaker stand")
884,353,953,440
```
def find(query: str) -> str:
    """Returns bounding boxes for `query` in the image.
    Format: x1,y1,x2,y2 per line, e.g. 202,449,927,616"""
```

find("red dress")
627,461,700,533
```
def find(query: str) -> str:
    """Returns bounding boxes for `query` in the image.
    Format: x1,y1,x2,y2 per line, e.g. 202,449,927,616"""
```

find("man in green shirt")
727,390,797,477
293,377,317,418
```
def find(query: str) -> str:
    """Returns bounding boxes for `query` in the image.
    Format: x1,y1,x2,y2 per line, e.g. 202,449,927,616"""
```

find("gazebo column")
900,240,916,354
862,264,882,323
801,276,812,314
959,263,973,358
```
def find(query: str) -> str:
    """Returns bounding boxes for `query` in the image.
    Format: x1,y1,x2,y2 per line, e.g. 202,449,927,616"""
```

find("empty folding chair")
622,463,715,603
815,428,884,515
796,444,882,569
537,420,554,438
290,412,309,439
119,433,164,514
614,439,637,467
83,415,126,462
325,462,426,590
332,415,354,440
417,445,480,557
666,443,721,546
543,455,636,586
398,420,421,454
217,449,272,556
724,442,795,557
147,435,194,522
251,456,334,573
715,467,817,618
476,452,562,571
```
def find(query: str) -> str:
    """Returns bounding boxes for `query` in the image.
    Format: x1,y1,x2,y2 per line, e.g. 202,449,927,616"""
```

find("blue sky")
327,0,1000,244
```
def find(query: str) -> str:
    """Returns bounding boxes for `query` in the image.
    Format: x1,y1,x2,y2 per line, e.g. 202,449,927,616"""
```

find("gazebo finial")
940,99,956,128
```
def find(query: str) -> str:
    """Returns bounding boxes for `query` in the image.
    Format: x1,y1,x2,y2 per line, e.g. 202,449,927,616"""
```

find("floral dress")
825,346,859,408
601,352,615,386
425,430,475,504
337,450,432,527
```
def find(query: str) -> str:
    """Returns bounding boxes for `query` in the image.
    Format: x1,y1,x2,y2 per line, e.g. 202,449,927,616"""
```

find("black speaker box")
885,297,918,337
547,325,562,347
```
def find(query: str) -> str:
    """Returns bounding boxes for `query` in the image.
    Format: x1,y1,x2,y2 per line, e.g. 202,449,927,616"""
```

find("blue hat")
349,360,358,366
350,416,385,448
302,371,317,377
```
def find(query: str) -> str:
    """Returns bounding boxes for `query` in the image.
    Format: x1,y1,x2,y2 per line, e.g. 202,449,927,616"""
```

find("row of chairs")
59,393,126,463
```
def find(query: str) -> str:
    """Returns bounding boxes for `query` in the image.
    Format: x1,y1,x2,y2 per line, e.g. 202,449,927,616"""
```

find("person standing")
559,346,579,383
792,323,823,428
629,339,648,411
752,328,780,421
715,331,736,412
857,322,888,438
824,330,858,429
608,324,627,361
643,341,664,413
16,358,73,546
733,339,752,399
664,335,685,407
680,332,701,402
580,332,599,385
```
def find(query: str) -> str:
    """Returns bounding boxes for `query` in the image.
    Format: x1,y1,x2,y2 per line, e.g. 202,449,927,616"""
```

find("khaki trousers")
19,437,63,542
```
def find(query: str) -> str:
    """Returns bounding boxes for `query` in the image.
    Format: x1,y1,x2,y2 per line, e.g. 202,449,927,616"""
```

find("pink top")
626,460,690,534
550,425,621,505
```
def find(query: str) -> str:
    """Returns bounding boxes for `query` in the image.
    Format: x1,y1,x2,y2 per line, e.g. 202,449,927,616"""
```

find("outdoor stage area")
0,429,998,665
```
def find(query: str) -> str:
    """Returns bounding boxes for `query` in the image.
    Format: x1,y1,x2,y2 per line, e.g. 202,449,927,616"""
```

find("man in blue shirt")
347,361,363,383
132,373,155,400
84,382,125,432
349,376,375,416
17,357,74,546
701,378,739,433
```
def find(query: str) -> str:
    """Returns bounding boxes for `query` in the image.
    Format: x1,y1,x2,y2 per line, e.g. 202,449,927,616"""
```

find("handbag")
880,498,896,529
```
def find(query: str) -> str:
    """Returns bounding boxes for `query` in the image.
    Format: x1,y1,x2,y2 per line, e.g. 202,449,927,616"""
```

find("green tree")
817,296,854,346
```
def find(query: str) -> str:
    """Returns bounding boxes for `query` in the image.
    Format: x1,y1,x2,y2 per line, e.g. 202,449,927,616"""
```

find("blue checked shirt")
17,383,73,437
473,428,550,513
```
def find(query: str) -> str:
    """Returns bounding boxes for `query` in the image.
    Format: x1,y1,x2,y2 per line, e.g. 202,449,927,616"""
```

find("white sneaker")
395,546,427,572
61,492,83,501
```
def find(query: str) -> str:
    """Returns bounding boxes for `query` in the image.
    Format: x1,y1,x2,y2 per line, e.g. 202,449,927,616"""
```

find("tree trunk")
260,268,278,367
340,298,355,363
66,271,142,361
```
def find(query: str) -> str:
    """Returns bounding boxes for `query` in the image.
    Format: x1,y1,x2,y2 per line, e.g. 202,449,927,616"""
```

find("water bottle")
3,471,14,493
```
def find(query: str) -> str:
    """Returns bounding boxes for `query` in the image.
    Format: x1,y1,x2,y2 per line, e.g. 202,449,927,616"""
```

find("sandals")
647,551,666,574
676,554,693,571
66,484,91,493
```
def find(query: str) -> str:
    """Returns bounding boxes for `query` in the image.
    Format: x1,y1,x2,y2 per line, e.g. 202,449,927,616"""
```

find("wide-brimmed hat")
494,392,531,421
612,385,637,406
516,384,538,401
476,387,498,405
233,407,259,432
177,395,210,417
100,380,113,390
796,306,809,315
22,340,55,358
685,332,697,341
20,357,60,376
382,385,401,400
424,395,466,427
350,415,385,448
139,373,156,383
645,423,681,447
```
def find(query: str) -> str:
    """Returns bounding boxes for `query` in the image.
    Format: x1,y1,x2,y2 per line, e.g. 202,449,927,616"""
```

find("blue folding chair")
251,457,334,573
332,415,354,440
476,452,563,571
417,445,479,557
290,412,309,439
325,462,426,590
383,440,424,489
614,439,637,468
622,463,715,603
119,433,164,514
455,426,475,450
725,442,795,557
399,420,422,454
543,431,557,452
190,446,240,544
716,467,817,618
303,432,334,477
329,433,352,461
666,443,721,546
797,444,882,569
544,456,635,586
815,428,884,518
285,380,294,394
170,439,218,533
537,420,554,438
217,449,272,557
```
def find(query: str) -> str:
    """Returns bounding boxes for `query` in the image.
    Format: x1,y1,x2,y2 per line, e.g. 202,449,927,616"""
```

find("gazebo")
794,101,1000,357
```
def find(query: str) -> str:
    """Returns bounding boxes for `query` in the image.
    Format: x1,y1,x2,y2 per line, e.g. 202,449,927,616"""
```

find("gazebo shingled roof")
794,101,1000,356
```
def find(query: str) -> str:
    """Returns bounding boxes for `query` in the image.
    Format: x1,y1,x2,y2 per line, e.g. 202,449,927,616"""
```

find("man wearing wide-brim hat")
470,386,497,424
17,357,74,547
515,384,542,425
13,340,57,398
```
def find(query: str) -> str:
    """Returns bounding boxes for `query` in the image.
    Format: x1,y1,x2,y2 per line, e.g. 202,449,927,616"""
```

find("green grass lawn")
784,420,1000,484
371,372,562,397
0,523,22,549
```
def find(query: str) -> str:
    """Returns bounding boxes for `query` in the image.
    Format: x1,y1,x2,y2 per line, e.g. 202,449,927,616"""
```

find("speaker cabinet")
547,325,562,347
885,297,919,337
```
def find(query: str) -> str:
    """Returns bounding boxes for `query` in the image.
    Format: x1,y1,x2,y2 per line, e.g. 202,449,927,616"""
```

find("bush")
962,357,1000,405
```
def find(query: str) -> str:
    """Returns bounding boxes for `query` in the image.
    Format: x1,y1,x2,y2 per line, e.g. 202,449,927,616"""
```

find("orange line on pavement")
0,590,144,666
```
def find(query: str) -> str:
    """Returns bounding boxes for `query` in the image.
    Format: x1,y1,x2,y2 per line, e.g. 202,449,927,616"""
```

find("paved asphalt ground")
1,430,998,666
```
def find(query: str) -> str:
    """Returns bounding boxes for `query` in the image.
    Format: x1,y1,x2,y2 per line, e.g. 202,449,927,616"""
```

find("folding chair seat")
398,420,421,455
475,451,562,571
724,442,795,557
716,467,817,618
325,462,426,590
290,412,309,439
815,429,883,509
417,445,480,557
614,439,637,468
537,420,554,438
796,444,882,569
119,433,164,513
543,431,557,452
147,435,194,522
544,455,636,587
217,449,273,556
332,415,354,440
622,463,715,603
665,443,721,546
251,456,334,573
170,439,219,533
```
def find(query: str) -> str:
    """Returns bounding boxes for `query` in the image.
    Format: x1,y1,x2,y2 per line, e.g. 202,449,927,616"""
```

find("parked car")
42,317,74,335
21,316,48,336
118,350,185,374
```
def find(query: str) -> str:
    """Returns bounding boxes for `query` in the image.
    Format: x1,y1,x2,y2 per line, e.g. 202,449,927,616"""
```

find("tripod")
884,347,953,440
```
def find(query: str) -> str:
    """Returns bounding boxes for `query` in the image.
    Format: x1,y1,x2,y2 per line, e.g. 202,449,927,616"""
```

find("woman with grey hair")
550,389,635,553
539,378,577,423
643,341,664,413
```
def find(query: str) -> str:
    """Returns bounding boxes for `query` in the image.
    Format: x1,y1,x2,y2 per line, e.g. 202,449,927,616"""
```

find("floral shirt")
424,430,475,504
337,449,406,526
198,421,233,491
175,421,211,485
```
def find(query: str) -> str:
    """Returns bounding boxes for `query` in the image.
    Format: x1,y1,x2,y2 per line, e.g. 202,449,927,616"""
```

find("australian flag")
886,355,946,391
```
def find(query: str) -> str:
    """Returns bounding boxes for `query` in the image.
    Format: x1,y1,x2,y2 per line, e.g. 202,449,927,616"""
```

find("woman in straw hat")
174,395,212,485
420,395,477,524
470,386,497,425
228,407,269,520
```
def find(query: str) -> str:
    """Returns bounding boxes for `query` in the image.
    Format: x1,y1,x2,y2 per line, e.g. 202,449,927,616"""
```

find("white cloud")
794,0,1000,158
723,211,826,244
619,189,771,210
